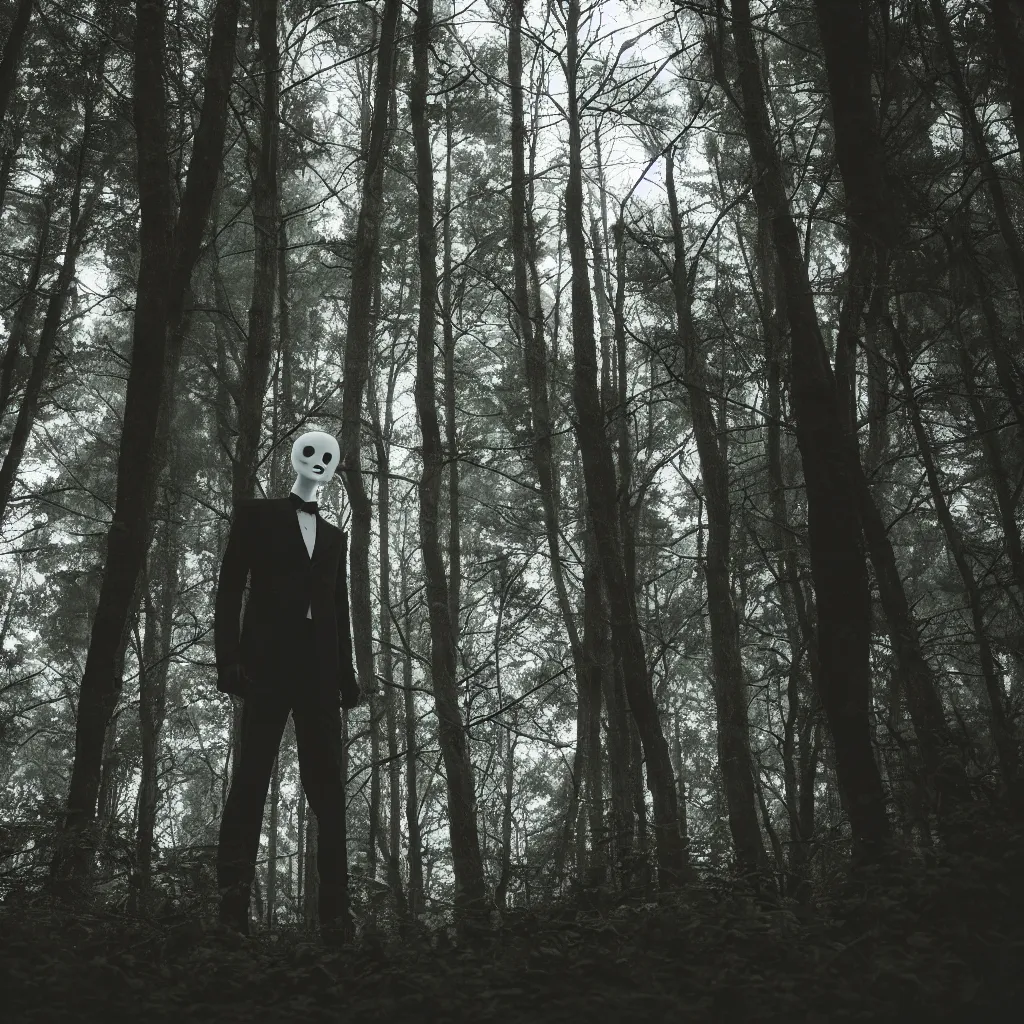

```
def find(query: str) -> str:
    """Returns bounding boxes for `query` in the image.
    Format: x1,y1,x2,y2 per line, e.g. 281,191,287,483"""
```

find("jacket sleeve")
335,530,359,706
214,501,251,674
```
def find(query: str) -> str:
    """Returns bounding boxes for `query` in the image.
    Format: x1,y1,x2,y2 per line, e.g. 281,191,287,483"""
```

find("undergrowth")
2,814,1022,1022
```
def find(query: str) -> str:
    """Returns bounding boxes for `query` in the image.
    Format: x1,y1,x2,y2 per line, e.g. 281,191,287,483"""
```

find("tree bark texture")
589,518,634,885
579,497,608,886
0,196,50,431
564,0,685,888
756,215,821,891
928,0,1024,305
0,136,19,221
232,0,280,503
954,326,1024,604
889,314,1020,792
370,370,408,921
442,104,462,652
338,0,401,704
133,491,177,904
666,150,766,876
0,0,33,131
50,0,241,883
295,787,305,912
0,118,111,523
990,0,1024,152
813,0,969,812
411,0,487,919
401,557,424,919
508,0,599,880
729,0,891,861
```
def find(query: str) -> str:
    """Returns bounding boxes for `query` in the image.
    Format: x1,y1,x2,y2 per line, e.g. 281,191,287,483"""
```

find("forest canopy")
1,1,1024,988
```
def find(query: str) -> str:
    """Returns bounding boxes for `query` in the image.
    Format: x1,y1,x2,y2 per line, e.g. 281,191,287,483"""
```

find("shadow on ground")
3,816,1022,1022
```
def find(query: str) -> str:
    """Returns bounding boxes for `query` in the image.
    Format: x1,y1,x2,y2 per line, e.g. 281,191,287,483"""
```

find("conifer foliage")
1,0,1023,1014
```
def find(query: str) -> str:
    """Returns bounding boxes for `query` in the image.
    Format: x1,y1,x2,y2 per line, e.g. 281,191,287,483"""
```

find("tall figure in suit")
214,429,360,940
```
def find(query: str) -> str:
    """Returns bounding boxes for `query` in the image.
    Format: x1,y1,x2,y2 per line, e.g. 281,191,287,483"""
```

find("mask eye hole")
302,445,315,457
322,453,332,464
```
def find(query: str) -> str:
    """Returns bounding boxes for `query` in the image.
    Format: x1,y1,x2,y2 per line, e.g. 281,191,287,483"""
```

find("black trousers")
216,619,346,931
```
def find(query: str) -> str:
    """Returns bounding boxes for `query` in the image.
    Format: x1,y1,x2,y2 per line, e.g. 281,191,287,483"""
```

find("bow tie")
289,493,318,515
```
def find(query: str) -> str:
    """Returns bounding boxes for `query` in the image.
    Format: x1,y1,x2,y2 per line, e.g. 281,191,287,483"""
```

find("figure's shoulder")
314,515,347,550
318,516,344,540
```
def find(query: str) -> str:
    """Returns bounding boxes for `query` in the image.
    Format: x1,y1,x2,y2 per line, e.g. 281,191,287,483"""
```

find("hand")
219,662,251,695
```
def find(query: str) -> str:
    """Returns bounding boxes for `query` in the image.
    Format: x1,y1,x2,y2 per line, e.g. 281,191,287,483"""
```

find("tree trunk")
492,559,518,908
811,0,892,250
666,150,766,877
601,607,636,885
890,313,1020,792
133,488,177,906
0,197,49,430
370,369,408,922
401,557,424,919
564,0,685,888
581,600,605,887
277,204,295,433
210,195,237,473
133,580,158,908
555,700,583,888
0,123,111,524
864,286,890,481
757,215,820,892
963,248,1024,464
0,135,19,222
296,787,305,914
0,0,33,130
812,0,969,814
581,480,632,888
442,101,461,653
729,0,891,861
366,320,382,893
929,0,1024,304
94,711,121,876
610,217,637,602
264,163,289,928
411,0,487,921
627,707,651,891
507,0,595,882
338,0,401,707
593,185,648,888
594,134,639,614
990,0,1024,149
50,0,241,884
495,719,517,911
954,325,1024,606
232,0,279,503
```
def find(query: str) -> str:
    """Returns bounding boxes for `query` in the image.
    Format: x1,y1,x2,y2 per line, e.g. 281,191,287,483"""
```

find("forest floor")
2,815,1023,1023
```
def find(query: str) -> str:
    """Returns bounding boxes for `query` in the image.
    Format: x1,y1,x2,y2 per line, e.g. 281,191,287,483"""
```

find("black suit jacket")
213,497,359,707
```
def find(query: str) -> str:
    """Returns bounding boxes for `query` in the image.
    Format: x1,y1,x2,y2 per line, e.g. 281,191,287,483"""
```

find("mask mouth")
313,464,325,475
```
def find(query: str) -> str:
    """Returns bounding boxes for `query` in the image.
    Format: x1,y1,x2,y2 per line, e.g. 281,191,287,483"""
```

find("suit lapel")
310,511,321,564
279,498,311,563
278,496,332,567
311,514,337,570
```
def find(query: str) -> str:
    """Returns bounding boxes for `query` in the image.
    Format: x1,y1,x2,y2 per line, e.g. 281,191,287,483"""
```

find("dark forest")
2,0,1023,1019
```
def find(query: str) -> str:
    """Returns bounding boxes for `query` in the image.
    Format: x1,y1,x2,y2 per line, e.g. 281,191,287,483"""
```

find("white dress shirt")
293,495,316,619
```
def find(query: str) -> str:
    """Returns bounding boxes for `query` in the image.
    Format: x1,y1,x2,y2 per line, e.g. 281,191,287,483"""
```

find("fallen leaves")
2,820,1023,1023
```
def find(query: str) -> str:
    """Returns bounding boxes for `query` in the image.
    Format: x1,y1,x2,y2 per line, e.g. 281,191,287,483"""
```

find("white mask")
291,430,340,486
